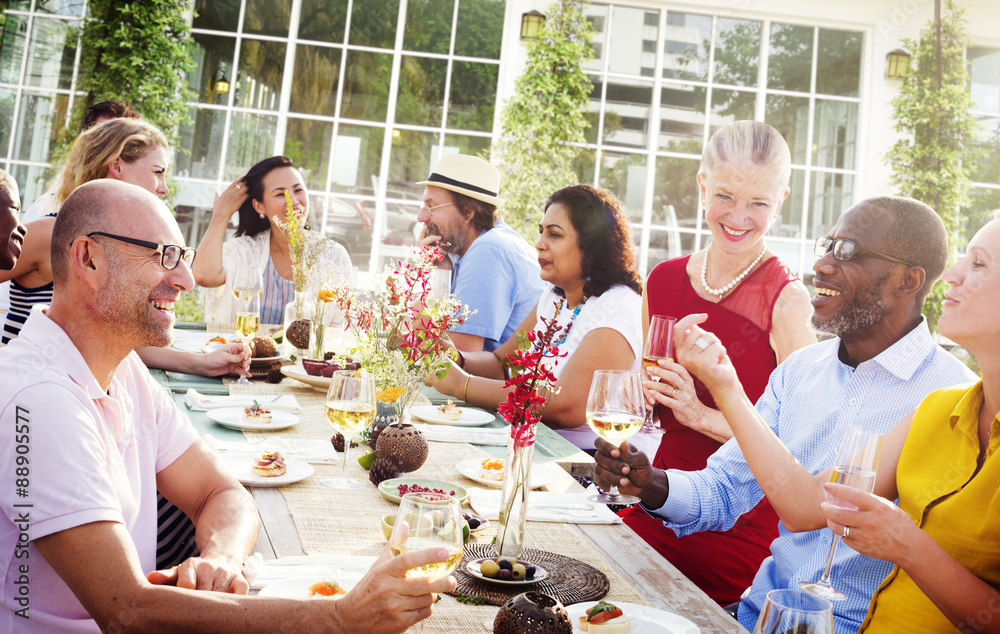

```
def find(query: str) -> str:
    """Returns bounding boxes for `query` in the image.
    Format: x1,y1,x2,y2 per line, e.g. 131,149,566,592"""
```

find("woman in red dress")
620,120,816,605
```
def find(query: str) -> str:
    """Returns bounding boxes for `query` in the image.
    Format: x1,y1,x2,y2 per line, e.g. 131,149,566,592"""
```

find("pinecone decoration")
265,363,284,384
324,351,335,361
285,319,311,349
369,457,402,486
331,433,358,452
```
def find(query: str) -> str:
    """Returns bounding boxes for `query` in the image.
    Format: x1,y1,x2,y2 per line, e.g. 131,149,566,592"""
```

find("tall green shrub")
491,0,594,239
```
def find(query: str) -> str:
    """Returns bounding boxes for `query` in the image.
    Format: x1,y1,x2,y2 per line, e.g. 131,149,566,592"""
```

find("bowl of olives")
466,556,548,585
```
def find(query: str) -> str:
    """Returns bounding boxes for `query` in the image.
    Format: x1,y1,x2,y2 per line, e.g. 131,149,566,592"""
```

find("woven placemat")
450,543,609,607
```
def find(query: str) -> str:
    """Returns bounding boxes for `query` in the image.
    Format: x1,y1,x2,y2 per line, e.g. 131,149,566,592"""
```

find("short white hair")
699,120,791,190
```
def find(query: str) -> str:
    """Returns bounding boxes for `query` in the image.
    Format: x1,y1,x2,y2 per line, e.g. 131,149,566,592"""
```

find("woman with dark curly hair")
427,184,642,449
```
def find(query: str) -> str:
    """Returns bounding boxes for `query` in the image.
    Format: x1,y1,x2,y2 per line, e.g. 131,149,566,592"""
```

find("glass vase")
495,429,535,558
282,291,314,355
310,300,328,360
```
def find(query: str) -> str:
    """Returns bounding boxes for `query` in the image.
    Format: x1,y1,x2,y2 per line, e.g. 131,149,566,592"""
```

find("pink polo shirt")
0,306,198,632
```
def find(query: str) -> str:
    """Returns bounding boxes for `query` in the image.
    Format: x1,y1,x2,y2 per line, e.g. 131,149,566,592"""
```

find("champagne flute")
586,370,646,505
322,371,376,490
754,589,833,634
640,315,676,435
798,425,883,601
232,268,263,385
389,492,464,634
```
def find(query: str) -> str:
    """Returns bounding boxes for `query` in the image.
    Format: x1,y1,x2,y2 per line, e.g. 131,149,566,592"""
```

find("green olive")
480,559,501,578
511,563,526,580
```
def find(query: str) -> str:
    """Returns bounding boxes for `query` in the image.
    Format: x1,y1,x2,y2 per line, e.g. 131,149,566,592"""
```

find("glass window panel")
396,56,447,126
350,0,400,49
24,18,78,90
653,156,698,230
663,12,710,81
404,0,453,54
225,112,278,181
969,46,1000,115
176,107,225,180
171,182,218,245
767,23,813,93
11,164,48,211
444,133,491,158
244,0,291,37
968,116,999,184
389,129,437,193
643,227,695,271
602,78,652,148
607,7,658,76
599,151,647,222
192,0,240,32
774,169,806,238
341,51,392,122
235,39,286,111
8,1,31,10
659,83,706,153
447,61,498,132
960,187,1000,244
299,0,348,44
709,88,755,139
290,45,340,116
713,18,761,87
0,15,26,85
12,92,68,163
809,171,853,240
572,147,597,184
582,5,608,73
319,194,370,263
812,100,858,170
37,0,84,16
187,34,237,106
0,88,15,159
454,0,505,59
285,118,332,190
332,123,385,194
765,94,809,164
816,29,861,97
585,74,603,144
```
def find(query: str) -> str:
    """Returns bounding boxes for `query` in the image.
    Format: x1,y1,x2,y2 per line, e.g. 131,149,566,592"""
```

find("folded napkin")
203,434,340,464
186,389,302,413
242,553,377,589
468,488,622,524
416,424,508,446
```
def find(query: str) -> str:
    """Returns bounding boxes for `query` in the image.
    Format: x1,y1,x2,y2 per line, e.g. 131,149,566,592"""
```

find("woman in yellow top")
670,210,1000,632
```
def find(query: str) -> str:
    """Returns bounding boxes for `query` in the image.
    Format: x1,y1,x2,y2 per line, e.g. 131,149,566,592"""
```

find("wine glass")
798,425,883,601
754,589,833,634
232,268,263,385
640,315,676,435
389,492,464,633
322,371,376,490
586,369,646,505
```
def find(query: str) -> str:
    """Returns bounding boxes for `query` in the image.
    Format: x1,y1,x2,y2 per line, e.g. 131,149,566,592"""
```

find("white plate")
207,407,300,431
173,333,230,353
409,404,495,427
281,364,331,392
218,453,314,488
465,558,548,585
455,458,562,489
250,352,290,366
257,573,363,598
567,602,699,634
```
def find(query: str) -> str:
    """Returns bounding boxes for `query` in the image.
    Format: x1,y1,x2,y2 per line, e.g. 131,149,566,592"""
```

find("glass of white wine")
232,268,263,385
640,315,676,436
389,492,464,634
799,425,883,601
322,370,376,490
754,589,833,634
586,369,646,506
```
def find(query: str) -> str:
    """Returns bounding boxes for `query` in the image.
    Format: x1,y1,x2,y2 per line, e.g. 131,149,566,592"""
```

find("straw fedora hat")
416,154,504,207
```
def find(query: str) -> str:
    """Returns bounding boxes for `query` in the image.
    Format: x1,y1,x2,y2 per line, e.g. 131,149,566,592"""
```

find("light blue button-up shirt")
647,319,978,634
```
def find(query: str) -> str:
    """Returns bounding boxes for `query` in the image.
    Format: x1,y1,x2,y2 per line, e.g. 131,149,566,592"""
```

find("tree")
885,0,979,328
491,0,594,239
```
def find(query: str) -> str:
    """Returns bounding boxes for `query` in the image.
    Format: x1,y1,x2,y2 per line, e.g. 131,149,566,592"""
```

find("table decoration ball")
285,319,312,349
375,423,428,472
369,457,402,485
493,592,572,634
367,422,388,449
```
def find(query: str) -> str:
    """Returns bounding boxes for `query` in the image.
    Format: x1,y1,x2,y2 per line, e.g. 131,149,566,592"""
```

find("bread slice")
251,451,287,477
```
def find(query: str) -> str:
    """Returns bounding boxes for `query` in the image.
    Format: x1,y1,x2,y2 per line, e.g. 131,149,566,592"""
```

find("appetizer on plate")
251,451,287,478
207,336,228,345
436,399,462,421
241,400,272,425
308,580,346,598
480,457,504,481
577,601,630,633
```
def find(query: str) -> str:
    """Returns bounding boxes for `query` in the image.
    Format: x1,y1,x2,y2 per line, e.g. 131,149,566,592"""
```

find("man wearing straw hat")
417,154,544,353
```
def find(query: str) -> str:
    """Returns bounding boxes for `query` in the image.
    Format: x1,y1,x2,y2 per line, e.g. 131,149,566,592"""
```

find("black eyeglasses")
86,232,196,270
814,236,915,267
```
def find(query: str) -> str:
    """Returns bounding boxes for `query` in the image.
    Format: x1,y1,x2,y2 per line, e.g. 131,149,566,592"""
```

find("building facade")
1,0,998,284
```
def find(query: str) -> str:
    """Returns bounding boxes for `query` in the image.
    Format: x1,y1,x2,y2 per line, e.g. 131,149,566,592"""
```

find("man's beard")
428,221,467,254
97,272,174,349
812,270,891,338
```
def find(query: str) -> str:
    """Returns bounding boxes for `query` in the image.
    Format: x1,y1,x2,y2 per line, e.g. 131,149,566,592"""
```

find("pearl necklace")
700,245,766,297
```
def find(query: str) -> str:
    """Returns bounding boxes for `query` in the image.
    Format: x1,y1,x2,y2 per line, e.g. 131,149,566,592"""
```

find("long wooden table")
160,361,744,632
